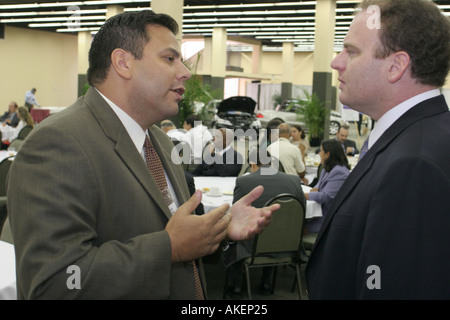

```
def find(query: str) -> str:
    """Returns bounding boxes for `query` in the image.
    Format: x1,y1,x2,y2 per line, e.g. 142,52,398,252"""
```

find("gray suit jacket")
7,87,203,299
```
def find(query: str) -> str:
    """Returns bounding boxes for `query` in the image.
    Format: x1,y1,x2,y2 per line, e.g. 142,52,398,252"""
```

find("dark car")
212,96,262,137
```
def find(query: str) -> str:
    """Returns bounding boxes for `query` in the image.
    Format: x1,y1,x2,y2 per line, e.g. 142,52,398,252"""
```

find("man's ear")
110,48,133,80
388,51,411,83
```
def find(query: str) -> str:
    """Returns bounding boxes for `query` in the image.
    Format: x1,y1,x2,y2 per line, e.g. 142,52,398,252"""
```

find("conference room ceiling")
1,0,449,51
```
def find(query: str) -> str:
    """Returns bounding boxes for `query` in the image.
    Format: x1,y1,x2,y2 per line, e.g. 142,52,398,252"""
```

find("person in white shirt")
183,114,212,165
267,123,308,185
160,119,191,147
1,106,34,149
24,88,39,110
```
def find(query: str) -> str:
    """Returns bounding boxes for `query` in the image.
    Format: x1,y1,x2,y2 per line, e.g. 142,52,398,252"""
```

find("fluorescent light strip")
1,15,106,23
0,9,107,17
184,10,316,17
0,0,149,10
182,16,315,23
29,21,105,27
57,26,100,32
183,22,315,28
183,2,317,10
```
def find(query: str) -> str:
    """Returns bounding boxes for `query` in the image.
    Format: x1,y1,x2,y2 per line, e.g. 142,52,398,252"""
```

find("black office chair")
17,125,33,141
242,193,306,299
0,156,13,236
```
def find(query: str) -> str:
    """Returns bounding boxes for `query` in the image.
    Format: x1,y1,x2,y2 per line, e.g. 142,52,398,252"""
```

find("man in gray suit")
6,11,278,300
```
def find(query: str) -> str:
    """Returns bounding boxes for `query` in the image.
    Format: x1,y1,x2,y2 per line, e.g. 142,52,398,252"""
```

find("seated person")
268,123,308,185
1,106,34,149
160,119,191,148
183,114,212,165
223,148,306,297
305,139,350,233
192,128,243,177
0,102,20,127
336,124,359,156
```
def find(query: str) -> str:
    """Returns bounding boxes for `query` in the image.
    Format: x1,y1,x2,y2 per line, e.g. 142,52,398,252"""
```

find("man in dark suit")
6,10,278,300
335,124,358,156
193,128,243,177
224,148,306,297
306,0,450,299
0,102,20,127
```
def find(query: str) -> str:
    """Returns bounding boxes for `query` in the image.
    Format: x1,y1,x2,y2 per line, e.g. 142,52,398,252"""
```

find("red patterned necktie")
143,134,204,300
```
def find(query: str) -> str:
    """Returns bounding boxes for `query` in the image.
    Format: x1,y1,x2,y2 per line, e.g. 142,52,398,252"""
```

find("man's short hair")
184,114,201,127
87,10,179,86
160,119,175,129
359,0,450,87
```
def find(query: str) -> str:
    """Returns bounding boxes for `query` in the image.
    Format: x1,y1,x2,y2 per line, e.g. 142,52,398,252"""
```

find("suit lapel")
314,95,448,246
84,87,176,221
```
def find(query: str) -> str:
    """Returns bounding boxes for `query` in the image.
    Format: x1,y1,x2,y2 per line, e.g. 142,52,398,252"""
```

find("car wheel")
329,121,340,135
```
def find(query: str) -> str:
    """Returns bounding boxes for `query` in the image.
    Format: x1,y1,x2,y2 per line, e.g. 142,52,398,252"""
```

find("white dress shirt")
96,89,180,213
368,89,441,149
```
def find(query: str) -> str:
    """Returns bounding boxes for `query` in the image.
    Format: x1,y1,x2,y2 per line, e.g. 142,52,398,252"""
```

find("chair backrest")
8,139,23,152
250,193,305,261
0,157,13,197
17,125,33,140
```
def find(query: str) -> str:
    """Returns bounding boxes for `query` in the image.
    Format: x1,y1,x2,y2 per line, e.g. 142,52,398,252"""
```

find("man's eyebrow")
343,43,359,51
165,47,180,58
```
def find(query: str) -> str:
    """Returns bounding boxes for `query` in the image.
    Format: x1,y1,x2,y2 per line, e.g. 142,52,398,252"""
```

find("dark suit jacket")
227,168,306,262
7,87,204,299
192,147,243,177
0,111,20,127
306,95,450,299
341,139,358,156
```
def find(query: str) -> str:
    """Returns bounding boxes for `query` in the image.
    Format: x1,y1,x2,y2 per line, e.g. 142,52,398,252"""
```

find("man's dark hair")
184,114,201,127
359,0,450,87
87,10,179,86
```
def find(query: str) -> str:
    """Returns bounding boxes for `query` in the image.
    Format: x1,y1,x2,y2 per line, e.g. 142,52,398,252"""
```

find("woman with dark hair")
290,124,309,156
304,139,350,233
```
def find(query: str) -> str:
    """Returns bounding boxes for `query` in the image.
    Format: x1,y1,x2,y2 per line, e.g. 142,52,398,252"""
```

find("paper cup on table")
209,187,222,196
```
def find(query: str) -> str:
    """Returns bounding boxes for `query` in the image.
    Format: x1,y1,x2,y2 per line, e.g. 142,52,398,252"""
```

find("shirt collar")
368,89,441,149
95,88,147,155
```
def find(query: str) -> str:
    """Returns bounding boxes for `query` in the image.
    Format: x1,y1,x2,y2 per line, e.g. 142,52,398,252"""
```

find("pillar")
281,42,294,104
210,27,227,98
77,31,91,96
151,0,183,43
312,0,336,141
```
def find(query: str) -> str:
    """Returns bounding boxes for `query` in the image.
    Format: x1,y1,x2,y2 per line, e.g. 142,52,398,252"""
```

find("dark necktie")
358,138,369,162
143,134,204,300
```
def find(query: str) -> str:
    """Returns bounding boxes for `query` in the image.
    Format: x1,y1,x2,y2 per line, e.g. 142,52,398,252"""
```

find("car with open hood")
211,96,262,137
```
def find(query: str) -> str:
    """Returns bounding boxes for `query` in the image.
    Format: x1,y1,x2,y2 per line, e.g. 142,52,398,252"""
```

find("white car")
257,101,342,135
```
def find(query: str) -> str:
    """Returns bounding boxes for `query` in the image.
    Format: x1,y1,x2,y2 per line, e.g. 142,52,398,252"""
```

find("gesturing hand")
227,185,280,241
166,190,231,262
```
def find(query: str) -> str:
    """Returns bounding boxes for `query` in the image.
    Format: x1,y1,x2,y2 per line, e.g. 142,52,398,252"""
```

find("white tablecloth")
0,240,16,300
0,125,15,142
193,176,322,219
